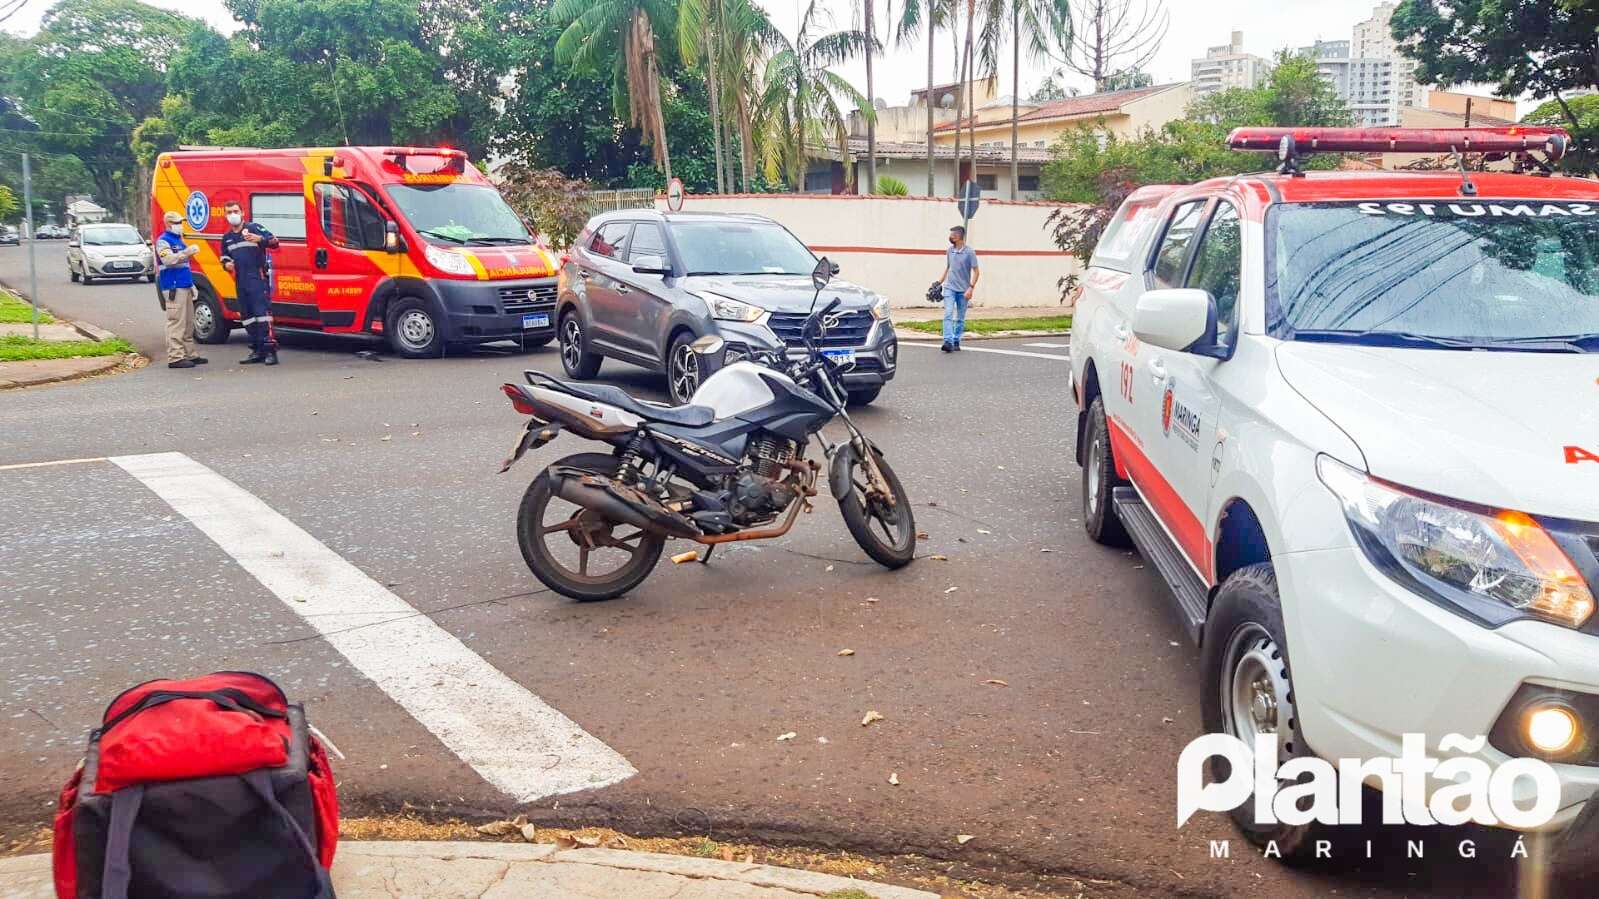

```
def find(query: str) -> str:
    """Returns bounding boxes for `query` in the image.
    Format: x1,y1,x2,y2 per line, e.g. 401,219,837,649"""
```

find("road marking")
899,342,1070,361
0,456,108,472
1022,342,1071,349
109,451,635,802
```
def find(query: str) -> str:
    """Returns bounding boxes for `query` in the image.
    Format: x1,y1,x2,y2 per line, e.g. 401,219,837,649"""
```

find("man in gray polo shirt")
936,225,980,352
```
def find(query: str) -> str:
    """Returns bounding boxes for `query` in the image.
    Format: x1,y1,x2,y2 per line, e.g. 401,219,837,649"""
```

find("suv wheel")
1082,395,1131,546
1200,563,1327,864
559,311,603,379
666,333,701,405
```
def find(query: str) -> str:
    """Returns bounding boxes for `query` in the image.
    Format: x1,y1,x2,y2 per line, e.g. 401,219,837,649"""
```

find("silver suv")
555,210,898,405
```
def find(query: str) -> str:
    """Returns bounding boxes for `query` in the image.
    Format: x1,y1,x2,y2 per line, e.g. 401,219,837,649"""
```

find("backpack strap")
99,785,144,899
242,771,335,899
101,688,287,735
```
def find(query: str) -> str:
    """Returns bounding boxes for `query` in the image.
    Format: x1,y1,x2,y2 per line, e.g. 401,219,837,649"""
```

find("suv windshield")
670,220,816,276
387,183,530,246
1270,201,1599,351
82,225,143,246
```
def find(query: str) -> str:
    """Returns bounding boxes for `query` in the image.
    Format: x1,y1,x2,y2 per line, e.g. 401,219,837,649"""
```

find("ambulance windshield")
388,183,531,246
1271,201,1599,352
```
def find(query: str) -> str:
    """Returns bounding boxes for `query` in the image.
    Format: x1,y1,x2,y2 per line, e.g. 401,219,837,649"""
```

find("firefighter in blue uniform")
219,199,280,365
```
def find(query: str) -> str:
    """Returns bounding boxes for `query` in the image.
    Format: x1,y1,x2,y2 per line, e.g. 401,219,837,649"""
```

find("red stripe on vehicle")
1106,416,1213,584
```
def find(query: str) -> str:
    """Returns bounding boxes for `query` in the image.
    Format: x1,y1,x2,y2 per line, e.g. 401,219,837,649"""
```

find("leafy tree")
1392,1,1599,110
757,0,872,190
1100,69,1153,91
1188,53,1350,128
496,163,593,247
875,175,908,195
552,0,679,179
1525,94,1599,174
1029,68,1078,101
0,184,17,223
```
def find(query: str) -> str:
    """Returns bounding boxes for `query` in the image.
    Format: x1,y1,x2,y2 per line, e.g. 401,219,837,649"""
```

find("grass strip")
899,315,1072,335
0,335,133,361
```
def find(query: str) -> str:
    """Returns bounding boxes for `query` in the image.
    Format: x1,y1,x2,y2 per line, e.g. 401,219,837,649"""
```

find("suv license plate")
522,313,550,329
822,349,856,365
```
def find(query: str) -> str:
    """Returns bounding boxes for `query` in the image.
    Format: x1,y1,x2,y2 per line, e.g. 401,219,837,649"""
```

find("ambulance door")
311,182,389,332
249,192,319,326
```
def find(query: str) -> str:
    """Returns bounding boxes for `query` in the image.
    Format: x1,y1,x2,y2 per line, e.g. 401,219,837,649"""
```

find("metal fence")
579,188,656,216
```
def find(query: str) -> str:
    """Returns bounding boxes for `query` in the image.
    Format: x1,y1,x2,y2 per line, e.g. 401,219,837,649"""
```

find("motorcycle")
498,257,915,601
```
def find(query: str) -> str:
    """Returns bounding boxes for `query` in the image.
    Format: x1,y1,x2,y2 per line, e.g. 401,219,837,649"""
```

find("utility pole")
22,152,39,340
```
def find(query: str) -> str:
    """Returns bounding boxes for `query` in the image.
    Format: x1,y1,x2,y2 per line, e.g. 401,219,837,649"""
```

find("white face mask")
226,212,242,226
167,224,182,235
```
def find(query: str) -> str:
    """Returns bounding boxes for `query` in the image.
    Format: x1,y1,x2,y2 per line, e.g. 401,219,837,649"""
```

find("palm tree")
855,0,890,194
757,1,873,191
553,0,678,181
713,0,781,192
982,0,1067,199
894,0,949,195
679,0,727,191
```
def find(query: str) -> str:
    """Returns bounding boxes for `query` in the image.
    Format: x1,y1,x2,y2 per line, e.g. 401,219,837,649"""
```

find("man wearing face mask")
933,225,980,353
219,199,281,365
156,211,205,369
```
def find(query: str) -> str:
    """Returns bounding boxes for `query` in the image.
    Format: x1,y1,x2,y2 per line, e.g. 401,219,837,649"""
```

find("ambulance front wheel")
386,296,444,358
193,289,233,345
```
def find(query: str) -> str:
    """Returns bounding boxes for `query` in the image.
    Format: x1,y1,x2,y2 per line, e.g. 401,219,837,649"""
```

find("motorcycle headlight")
868,292,891,321
423,243,476,276
702,292,764,323
1317,455,1594,629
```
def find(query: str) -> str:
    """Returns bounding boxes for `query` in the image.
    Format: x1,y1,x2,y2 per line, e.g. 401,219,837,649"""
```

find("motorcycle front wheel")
518,452,667,601
838,448,916,569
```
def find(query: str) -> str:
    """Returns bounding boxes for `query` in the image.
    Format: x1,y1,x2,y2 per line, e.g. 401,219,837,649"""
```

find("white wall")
659,194,1083,309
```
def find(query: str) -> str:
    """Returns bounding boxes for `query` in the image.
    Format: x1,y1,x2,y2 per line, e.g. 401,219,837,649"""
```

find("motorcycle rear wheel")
518,452,667,601
838,448,916,569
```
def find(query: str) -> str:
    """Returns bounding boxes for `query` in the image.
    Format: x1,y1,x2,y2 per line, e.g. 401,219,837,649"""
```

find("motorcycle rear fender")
499,419,563,473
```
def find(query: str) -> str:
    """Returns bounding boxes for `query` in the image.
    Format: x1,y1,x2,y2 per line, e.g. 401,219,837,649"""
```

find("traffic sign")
957,180,980,220
666,177,685,212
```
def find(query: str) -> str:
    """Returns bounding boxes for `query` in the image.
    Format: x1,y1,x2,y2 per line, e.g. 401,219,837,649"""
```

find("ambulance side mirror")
384,221,404,254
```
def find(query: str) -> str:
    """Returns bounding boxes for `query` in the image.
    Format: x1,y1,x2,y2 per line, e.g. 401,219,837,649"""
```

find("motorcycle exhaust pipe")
548,470,701,540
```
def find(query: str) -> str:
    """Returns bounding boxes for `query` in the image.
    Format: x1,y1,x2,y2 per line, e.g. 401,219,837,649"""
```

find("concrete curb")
70,319,118,342
0,841,938,899
894,327,1070,342
0,354,128,390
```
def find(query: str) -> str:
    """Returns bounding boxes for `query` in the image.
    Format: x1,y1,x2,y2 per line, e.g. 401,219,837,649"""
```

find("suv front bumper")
432,276,558,344
714,317,898,392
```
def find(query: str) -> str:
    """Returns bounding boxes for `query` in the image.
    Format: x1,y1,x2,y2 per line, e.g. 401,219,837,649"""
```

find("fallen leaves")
928,554,949,561
983,679,1009,687
554,834,603,849
836,648,855,656
888,772,899,786
475,814,538,843
943,586,958,594
776,732,797,742
955,834,975,845
861,710,884,727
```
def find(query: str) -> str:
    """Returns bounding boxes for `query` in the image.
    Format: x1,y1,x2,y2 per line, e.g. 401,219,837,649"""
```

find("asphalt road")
0,242,1547,897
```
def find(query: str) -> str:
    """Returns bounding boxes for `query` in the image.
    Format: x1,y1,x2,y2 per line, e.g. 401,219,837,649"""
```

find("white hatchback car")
68,222,155,284
1069,127,1599,871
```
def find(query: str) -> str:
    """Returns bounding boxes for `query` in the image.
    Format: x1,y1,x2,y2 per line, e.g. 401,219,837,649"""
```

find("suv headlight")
702,292,764,322
424,243,476,276
868,292,891,321
1317,455,1594,629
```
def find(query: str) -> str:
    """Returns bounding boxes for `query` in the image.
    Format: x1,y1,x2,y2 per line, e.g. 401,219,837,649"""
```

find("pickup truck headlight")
423,243,476,276
1317,455,1594,629
702,292,764,323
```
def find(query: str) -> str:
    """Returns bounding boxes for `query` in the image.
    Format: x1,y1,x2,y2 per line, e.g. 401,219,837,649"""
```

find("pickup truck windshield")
1270,201,1599,351
82,226,143,246
671,221,817,276
388,183,531,246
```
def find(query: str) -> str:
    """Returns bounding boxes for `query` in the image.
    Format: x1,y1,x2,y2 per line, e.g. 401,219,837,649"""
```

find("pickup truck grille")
768,310,873,348
498,284,558,314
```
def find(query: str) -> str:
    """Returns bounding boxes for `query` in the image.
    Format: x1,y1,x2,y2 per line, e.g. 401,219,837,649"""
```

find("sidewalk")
0,841,938,898
891,304,1065,322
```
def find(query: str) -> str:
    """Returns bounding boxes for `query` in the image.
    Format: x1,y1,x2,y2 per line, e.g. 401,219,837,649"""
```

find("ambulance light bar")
1227,126,1570,160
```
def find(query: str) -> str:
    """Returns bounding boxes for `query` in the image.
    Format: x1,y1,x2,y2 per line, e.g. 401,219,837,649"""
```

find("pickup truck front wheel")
1082,395,1131,547
1201,563,1327,864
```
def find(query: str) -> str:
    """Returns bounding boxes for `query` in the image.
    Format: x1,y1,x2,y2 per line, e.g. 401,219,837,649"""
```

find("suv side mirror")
631,253,671,275
811,256,835,290
1132,288,1217,354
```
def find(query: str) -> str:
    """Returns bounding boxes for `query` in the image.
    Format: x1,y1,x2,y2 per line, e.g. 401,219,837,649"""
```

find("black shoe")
168,359,196,369
953,342,962,351
191,357,208,365
240,352,266,364
940,342,952,353
263,352,279,366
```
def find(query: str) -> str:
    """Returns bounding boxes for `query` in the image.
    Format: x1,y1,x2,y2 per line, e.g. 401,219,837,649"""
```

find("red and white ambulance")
150,146,560,357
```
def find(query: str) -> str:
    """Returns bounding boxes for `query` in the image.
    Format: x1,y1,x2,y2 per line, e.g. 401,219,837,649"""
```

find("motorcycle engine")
729,434,799,524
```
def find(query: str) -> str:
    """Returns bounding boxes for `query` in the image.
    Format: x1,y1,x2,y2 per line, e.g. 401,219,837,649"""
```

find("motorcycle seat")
540,376,716,427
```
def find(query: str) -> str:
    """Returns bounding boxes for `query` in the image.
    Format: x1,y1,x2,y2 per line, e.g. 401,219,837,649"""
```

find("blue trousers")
941,287,967,344
238,280,277,353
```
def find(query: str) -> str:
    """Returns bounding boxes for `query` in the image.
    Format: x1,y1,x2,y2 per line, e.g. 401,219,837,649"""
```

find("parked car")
68,223,155,284
1069,126,1599,873
0,227,19,246
556,210,897,405
35,224,68,239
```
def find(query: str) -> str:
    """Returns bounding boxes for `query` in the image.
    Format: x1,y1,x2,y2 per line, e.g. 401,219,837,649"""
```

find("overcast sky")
3,0,1504,107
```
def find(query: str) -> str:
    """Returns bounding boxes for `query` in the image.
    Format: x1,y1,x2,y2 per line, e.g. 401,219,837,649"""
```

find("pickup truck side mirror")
1132,288,1220,355
631,253,671,275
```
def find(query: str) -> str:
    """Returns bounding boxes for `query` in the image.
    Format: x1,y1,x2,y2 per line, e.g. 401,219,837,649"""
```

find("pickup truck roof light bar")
1225,127,1572,182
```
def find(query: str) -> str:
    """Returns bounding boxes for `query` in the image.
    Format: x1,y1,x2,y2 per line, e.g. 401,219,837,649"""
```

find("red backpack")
53,672,340,899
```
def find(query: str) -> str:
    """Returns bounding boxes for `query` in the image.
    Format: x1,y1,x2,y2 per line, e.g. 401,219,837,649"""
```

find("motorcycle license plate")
522,313,550,329
822,349,856,365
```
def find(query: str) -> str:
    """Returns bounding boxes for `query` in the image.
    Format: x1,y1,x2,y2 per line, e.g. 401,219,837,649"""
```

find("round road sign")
666,177,685,212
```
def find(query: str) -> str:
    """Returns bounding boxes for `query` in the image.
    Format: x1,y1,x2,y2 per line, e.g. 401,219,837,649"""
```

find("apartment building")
1191,30,1274,97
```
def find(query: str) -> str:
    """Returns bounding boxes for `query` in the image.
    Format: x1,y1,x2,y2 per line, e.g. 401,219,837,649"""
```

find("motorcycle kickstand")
698,545,716,565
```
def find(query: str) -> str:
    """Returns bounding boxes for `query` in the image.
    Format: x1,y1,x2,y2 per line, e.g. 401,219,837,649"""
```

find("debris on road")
671,550,700,564
861,710,884,727
956,834,975,845
888,772,899,786
929,554,948,561
983,679,1009,687
776,731,797,741
837,648,855,656
943,586,958,594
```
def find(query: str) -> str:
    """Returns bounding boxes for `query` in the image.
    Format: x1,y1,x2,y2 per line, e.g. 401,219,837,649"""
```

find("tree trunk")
951,4,962,198
926,7,936,196
864,0,877,194
707,35,726,193
964,0,975,200
648,49,672,182
737,90,754,191
1009,1,1019,199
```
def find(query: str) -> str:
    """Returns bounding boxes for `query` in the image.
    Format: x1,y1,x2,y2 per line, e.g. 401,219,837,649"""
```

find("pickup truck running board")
1112,487,1208,645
